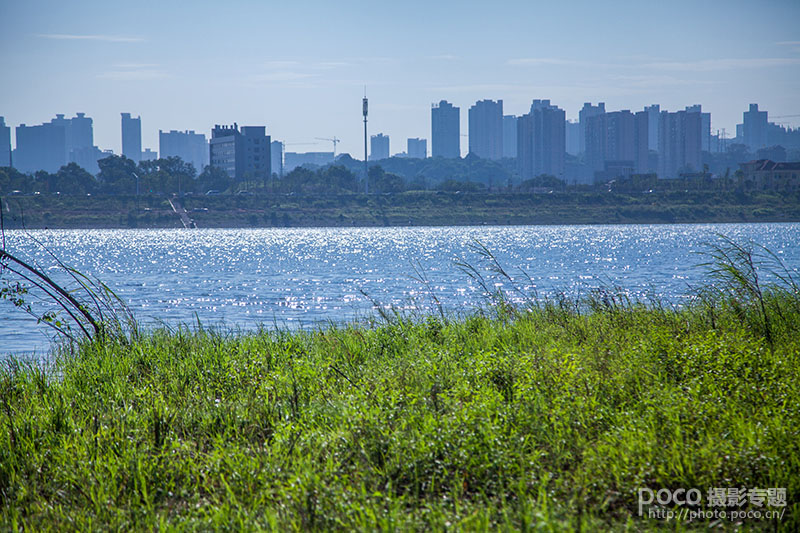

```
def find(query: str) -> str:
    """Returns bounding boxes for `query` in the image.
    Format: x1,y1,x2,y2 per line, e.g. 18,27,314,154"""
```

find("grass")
1,246,800,530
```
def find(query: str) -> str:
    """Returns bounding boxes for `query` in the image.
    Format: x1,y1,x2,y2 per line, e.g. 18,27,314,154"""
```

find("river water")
2,223,798,358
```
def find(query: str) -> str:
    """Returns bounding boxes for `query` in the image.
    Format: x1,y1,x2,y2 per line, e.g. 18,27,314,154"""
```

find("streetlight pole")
132,171,140,211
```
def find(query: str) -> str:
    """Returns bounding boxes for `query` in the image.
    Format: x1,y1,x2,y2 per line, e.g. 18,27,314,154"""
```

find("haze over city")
2,0,799,158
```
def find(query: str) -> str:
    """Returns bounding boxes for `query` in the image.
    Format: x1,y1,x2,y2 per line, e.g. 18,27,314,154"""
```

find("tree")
97,155,137,194
755,145,787,163
55,163,97,195
320,165,358,192
133,157,198,195
197,166,233,194
279,167,317,194
136,159,166,194
368,165,406,193
0,166,30,194
33,170,56,194
157,156,196,195
272,165,360,194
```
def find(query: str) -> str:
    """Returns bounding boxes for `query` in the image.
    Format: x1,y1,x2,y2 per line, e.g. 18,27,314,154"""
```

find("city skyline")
1,0,799,158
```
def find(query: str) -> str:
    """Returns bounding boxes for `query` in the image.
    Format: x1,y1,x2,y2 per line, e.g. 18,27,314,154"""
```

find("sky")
1,0,799,158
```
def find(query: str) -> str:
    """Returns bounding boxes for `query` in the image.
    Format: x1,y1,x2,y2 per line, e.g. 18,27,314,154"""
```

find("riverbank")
2,190,799,228
2,275,798,530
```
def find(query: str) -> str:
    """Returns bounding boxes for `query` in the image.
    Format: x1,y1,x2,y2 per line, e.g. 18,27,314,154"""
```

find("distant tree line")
3,142,798,197
0,153,521,196
702,144,798,177
0,155,234,196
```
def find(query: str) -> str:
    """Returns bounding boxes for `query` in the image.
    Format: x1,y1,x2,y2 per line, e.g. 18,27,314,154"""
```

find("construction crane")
315,137,340,158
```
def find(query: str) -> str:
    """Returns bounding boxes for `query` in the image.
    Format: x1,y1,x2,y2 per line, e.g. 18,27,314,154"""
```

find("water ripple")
2,223,799,356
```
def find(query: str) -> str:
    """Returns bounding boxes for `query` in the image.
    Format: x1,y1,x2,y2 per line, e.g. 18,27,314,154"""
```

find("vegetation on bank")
1,240,799,530
1,189,799,229
3,152,798,229
4,139,800,200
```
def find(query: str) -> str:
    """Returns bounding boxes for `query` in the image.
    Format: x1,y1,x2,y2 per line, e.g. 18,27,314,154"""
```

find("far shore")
2,189,799,229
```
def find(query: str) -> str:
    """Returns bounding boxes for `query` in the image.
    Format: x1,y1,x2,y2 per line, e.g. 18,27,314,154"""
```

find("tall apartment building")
585,110,649,176
0,117,10,167
502,115,518,158
159,130,208,172
65,113,93,153
15,121,65,173
209,124,270,181
644,104,661,152
121,113,142,163
578,102,605,154
141,148,158,162
431,100,460,158
14,113,98,174
271,140,284,176
658,110,702,178
743,104,768,151
370,133,390,161
407,138,427,159
63,113,102,173
685,105,711,152
468,99,503,160
565,120,580,156
517,99,566,179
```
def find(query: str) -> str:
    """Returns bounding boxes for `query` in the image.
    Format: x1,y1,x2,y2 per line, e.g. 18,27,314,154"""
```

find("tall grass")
0,203,137,345
0,239,799,530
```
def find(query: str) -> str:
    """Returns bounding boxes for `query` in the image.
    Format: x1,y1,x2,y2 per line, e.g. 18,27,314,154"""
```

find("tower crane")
315,137,340,158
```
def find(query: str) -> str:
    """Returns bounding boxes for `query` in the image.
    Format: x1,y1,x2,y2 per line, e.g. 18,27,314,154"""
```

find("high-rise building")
502,115,518,158
685,105,711,152
63,112,102,174
565,120,580,156
743,104,768,151
159,130,208,173
517,99,566,179
645,104,661,152
407,138,427,159
141,148,158,162
468,99,503,160
578,102,605,154
271,140,284,176
0,117,10,167
658,110,702,178
50,112,94,162
15,121,66,173
585,110,649,176
69,113,93,154
431,100,460,158
209,124,270,181
370,133,390,161
14,113,98,173
121,113,142,163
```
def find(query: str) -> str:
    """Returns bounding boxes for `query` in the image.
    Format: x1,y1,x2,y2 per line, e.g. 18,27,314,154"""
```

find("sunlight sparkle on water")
2,223,799,357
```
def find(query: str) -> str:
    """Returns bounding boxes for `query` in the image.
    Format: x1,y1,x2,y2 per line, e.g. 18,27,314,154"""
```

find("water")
2,223,799,358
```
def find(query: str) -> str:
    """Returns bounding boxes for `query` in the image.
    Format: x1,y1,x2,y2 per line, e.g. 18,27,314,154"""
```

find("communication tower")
363,90,369,193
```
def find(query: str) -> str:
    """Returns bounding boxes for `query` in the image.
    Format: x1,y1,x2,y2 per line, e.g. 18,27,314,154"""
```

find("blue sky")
1,0,799,158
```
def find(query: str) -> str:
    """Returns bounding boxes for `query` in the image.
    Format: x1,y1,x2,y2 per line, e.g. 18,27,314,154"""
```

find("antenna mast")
363,88,369,194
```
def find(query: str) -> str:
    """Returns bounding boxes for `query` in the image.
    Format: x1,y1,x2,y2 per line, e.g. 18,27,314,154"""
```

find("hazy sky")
2,0,799,158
